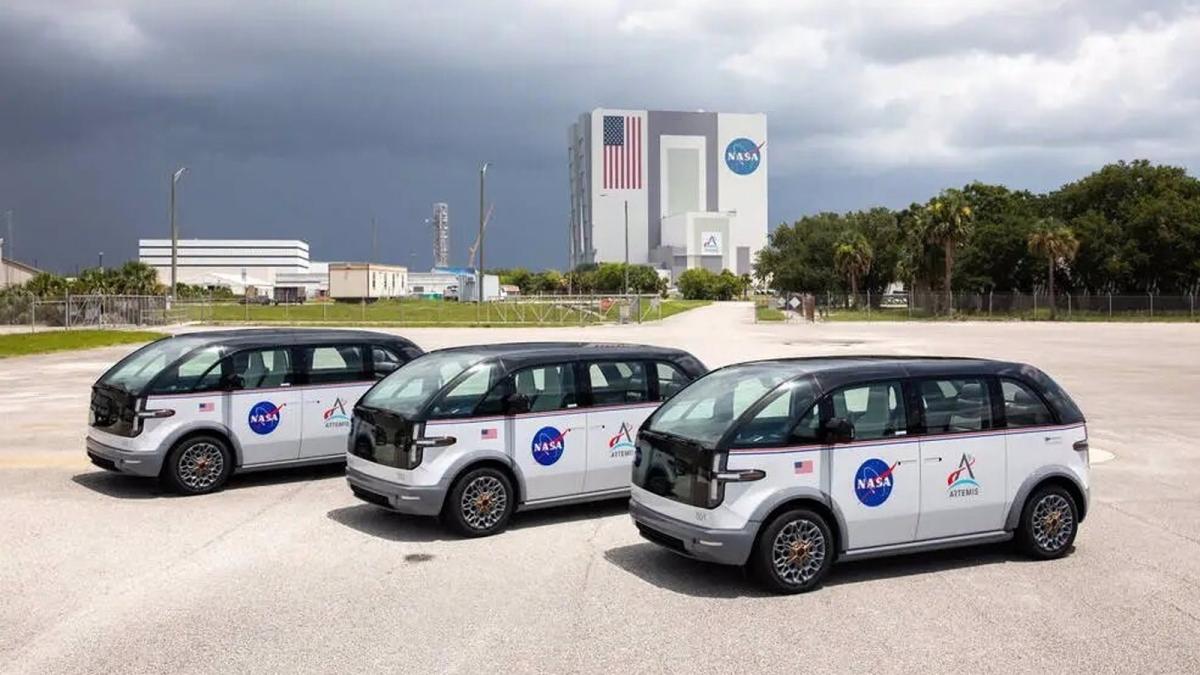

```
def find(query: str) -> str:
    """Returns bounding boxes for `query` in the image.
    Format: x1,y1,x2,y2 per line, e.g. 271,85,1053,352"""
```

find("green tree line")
2,261,231,300
755,160,1200,305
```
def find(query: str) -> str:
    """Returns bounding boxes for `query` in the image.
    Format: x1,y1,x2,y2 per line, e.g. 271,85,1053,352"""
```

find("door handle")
924,456,942,463
1044,435,1063,445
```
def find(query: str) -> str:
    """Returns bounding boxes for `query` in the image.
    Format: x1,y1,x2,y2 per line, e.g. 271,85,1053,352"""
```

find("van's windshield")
97,336,213,394
360,351,492,418
644,363,792,446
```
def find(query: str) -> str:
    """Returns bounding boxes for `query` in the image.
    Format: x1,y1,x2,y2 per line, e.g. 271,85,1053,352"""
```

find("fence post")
1033,291,1037,318
988,289,993,317
31,298,36,333
1191,293,1195,319
1067,293,1072,318
1108,292,1112,318
1148,292,1153,318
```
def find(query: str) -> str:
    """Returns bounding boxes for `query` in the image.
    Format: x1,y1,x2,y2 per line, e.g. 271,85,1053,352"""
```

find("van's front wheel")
751,508,833,594
443,467,514,537
162,435,233,495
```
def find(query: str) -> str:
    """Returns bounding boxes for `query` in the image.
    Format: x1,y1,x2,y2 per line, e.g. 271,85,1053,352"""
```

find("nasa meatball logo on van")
248,401,284,435
531,426,569,466
854,457,897,507
725,137,764,175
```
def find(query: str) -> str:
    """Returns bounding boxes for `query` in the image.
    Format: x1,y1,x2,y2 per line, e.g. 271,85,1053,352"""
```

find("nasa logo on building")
725,137,764,175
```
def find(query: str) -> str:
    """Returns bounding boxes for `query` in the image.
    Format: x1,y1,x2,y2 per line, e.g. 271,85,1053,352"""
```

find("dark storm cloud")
1,1,1198,272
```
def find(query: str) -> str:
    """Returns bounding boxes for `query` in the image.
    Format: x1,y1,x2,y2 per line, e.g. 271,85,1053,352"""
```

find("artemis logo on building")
725,138,764,175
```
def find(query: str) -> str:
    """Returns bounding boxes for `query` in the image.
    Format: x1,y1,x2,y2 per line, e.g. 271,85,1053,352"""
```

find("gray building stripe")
646,110,718,249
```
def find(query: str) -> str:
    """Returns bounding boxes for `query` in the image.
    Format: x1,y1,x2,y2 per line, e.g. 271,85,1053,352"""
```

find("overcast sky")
1,0,1198,273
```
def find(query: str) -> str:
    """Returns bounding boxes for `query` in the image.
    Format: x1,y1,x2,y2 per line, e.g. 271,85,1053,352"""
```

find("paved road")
2,303,1198,673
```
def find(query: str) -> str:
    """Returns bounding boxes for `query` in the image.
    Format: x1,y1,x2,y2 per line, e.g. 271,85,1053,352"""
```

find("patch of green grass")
0,329,167,358
657,300,710,319
178,298,708,326
755,305,786,321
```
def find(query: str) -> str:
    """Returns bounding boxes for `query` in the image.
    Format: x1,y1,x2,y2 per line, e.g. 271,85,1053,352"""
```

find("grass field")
755,305,786,321
0,329,166,358
178,298,708,326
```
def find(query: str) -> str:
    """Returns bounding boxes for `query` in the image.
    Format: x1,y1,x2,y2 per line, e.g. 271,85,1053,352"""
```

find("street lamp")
478,161,490,303
169,167,188,299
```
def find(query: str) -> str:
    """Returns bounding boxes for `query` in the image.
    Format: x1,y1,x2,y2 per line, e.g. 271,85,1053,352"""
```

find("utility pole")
478,161,490,303
169,167,187,300
623,199,630,296
98,251,104,270
3,209,11,288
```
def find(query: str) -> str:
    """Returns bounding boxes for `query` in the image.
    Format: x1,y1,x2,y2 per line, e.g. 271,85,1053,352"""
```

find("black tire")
161,434,234,495
1017,484,1079,559
750,508,834,594
442,466,515,537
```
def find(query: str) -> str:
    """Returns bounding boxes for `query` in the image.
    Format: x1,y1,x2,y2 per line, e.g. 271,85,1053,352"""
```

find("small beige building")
1,238,41,288
328,263,408,300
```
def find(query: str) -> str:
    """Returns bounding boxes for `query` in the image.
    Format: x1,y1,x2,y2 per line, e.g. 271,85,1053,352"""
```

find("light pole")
169,167,187,300
623,199,629,296
3,209,11,288
98,251,104,270
478,161,490,303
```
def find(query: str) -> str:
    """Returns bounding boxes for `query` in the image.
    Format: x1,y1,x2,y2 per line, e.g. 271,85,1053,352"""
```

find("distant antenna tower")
432,202,449,268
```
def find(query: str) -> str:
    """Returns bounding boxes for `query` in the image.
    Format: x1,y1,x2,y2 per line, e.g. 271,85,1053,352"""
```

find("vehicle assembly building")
567,109,767,279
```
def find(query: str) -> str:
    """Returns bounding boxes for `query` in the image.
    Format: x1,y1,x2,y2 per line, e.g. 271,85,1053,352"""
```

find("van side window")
513,363,578,412
655,362,690,400
149,346,225,394
732,379,817,447
1001,379,1055,427
588,361,648,406
427,363,497,419
919,378,993,433
371,346,403,379
305,345,367,385
829,381,908,440
230,348,295,390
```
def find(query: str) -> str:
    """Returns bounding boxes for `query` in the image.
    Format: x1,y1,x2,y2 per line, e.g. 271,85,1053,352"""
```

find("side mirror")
505,392,532,415
821,417,855,444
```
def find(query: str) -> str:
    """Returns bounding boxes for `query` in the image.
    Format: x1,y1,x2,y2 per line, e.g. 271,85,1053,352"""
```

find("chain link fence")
0,293,171,329
0,293,670,327
766,290,1199,321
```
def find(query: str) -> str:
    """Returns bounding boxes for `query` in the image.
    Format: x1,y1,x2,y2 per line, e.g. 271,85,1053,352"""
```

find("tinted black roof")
429,341,699,370
166,328,419,350
726,355,1003,378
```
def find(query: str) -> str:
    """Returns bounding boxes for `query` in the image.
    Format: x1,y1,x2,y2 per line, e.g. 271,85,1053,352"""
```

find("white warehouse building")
139,239,311,293
567,108,768,280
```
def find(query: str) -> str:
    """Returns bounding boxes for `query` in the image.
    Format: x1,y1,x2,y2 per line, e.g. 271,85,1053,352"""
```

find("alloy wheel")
771,518,827,586
460,476,507,530
1031,493,1074,552
178,442,224,491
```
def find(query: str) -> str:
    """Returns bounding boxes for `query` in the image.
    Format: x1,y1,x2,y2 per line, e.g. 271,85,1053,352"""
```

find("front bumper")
86,436,165,477
629,499,757,566
346,466,447,517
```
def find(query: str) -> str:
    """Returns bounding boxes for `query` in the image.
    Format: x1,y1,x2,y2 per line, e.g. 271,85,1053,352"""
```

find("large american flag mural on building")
603,114,642,190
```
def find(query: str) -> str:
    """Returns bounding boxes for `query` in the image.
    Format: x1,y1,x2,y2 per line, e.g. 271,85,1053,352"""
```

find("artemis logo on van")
323,398,351,429
854,458,897,507
248,401,285,435
608,422,635,458
532,426,569,466
947,453,980,497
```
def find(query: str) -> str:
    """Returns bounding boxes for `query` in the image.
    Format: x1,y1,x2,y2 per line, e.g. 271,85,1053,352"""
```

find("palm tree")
833,234,873,306
115,261,162,295
919,189,974,314
1028,219,1079,320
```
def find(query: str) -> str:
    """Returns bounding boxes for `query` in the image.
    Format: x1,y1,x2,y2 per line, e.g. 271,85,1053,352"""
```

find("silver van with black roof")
87,329,422,494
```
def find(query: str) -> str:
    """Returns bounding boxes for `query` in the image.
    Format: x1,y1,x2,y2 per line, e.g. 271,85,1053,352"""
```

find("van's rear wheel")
162,435,232,495
751,508,833,594
1018,485,1078,559
443,467,514,537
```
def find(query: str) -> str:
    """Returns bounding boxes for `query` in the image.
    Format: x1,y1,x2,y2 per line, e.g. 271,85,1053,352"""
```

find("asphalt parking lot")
2,303,1199,673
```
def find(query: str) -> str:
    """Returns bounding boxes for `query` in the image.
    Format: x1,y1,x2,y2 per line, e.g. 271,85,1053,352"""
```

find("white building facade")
138,239,310,293
568,109,767,279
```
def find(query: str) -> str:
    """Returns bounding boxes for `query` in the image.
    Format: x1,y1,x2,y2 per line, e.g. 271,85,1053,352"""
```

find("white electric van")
630,356,1089,594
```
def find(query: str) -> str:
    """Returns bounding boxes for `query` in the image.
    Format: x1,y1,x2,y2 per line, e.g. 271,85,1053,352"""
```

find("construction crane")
466,203,494,269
